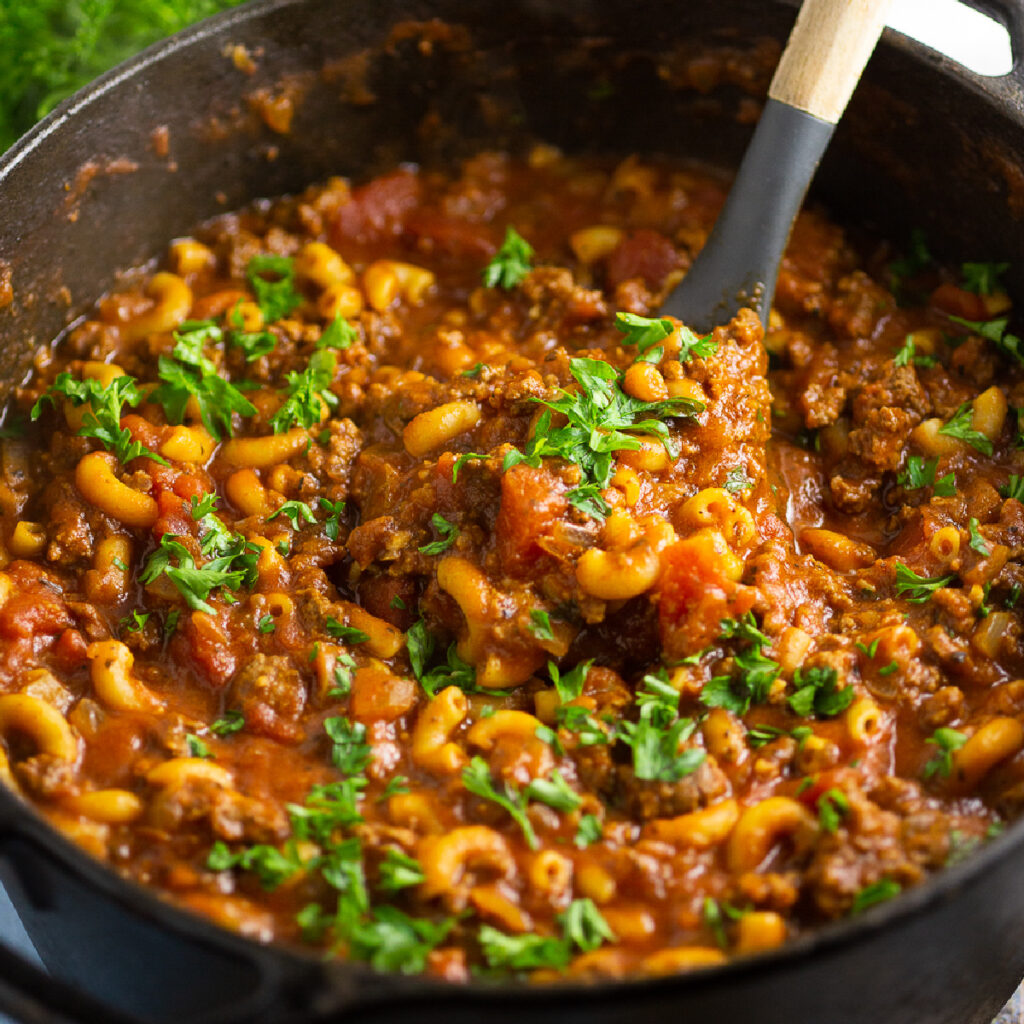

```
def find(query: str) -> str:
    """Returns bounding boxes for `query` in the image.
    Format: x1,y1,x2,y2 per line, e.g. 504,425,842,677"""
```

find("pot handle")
944,0,1024,88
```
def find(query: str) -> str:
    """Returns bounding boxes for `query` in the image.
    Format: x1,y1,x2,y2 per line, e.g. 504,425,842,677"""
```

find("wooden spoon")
662,0,894,332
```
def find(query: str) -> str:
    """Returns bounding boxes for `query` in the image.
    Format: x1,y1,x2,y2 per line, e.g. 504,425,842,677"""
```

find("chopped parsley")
210,711,245,736
268,348,337,433
140,531,257,614
550,659,592,704
451,451,488,482
574,813,603,848
503,356,702,520
524,770,581,812
892,336,937,369
227,303,277,361
417,512,459,555
479,898,614,971
257,614,276,634
119,610,149,634
968,517,991,557
888,229,932,294
938,402,993,456
152,323,256,440
724,466,753,494
528,609,555,642
923,727,967,780
897,455,955,496
851,879,902,915
482,226,534,290
701,614,779,716
462,756,538,849
1001,475,1024,502
894,563,955,603
185,734,214,760
817,787,850,833
619,668,705,782
614,311,673,361
31,372,167,465
316,315,358,351
961,262,1009,295
246,254,302,323
556,705,611,747
319,497,346,541
377,849,425,892
268,499,317,529
788,665,854,718
325,617,369,645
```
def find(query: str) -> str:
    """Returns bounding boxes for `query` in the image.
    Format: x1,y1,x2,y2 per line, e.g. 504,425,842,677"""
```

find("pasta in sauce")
2,148,1024,981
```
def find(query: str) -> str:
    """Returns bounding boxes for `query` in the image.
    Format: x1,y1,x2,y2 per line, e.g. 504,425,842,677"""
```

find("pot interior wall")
2,0,1023,399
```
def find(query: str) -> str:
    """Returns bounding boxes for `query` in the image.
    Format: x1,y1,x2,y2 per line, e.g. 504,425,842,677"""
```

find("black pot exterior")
2,1,1024,1022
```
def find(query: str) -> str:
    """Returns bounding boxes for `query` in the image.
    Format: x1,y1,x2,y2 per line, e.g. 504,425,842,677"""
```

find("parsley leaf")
894,563,955,603
938,402,994,456
524,770,581,812
559,898,615,953
139,534,252,614
1001,475,1024,502
505,356,702,520
961,262,1009,296
211,710,245,736
326,617,369,645
462,756,538,849
817,787,850,833
478,926,570,971
482,226,534,289
268,499,317,529
787,665,854,718
724,466,752,494
316,315,358,351
247,254,302,323
574,814,603,848
417,512,459,555
529,609,555,641
324,715,371,776
923,727,967,780
968,517,991,557
614,312,673,357
549,659,592,704
851,879,902,915
31,372,167,465
119,610,149,634
269,348,337,433
700,614,778,716
151,323,256,439
319,497,346,541
185,734,214,759
897,455,955,496
377,849,425,891
888,229,932,294
452,451,488,482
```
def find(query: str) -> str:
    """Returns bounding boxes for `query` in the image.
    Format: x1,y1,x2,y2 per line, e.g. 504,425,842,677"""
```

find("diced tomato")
496,464,568,576
930,283,990,321
153,491,193,541
0,587,72,639
606,229,681,289
658,534,753,658
52,628,89,669
404,211,497,259
328,170,421,246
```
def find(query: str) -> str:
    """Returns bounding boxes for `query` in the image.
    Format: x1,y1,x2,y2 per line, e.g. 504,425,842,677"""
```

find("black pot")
2,2,1024,1021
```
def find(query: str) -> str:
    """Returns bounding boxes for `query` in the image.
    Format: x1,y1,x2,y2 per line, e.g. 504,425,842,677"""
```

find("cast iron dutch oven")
2,1,1024,1021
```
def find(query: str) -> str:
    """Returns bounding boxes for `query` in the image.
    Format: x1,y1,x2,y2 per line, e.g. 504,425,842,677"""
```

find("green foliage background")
0,0,247,152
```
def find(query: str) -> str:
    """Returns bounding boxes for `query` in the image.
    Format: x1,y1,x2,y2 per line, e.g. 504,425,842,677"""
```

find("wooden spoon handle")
769,0,895,123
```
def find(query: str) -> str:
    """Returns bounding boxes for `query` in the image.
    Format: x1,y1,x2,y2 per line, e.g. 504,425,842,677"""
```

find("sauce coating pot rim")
4,0,1024,1021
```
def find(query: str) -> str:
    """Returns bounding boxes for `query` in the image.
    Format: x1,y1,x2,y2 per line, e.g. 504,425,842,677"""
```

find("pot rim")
1,0,1023,1016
